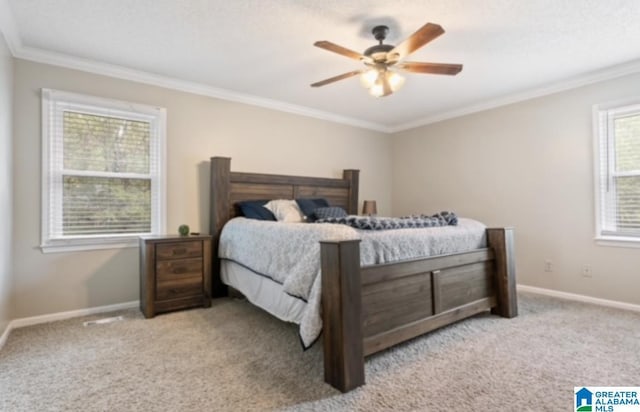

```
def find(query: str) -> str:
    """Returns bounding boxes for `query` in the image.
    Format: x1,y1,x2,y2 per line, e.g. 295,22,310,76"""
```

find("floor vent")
83,316,125,326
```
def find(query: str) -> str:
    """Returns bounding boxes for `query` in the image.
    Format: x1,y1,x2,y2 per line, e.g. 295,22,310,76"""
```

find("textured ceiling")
4,0,640,131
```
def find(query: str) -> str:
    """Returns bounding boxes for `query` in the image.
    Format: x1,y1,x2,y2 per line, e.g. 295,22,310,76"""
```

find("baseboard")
0,322,11,350
517,284,640,313
10,300,140,329
0,300,139,350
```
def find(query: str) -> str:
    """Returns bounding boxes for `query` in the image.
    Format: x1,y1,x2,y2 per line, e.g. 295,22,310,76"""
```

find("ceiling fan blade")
310,70,363,87
388,23,445,61
314,41,370,62
396,62,463,75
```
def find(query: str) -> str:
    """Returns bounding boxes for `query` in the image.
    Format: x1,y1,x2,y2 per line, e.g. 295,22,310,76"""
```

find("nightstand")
139,234,212,318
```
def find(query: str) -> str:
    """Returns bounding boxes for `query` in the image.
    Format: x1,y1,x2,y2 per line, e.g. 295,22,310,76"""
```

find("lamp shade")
362,200,377,216
360,69,379,88
368,70,405,97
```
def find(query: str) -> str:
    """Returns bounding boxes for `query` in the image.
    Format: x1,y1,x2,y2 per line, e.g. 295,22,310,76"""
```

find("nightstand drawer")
156,275,203,300
156,258,203,280
156,241,202,260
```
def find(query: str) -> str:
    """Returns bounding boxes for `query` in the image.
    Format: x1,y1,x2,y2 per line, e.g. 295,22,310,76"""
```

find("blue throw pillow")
236,200,276,221
313,206,348,220
295,198,330,222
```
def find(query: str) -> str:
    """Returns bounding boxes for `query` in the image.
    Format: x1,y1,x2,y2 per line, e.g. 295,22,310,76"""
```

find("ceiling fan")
311,22,463,97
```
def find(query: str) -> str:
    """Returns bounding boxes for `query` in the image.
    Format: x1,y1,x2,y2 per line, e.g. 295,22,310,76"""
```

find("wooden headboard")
208,157,359,296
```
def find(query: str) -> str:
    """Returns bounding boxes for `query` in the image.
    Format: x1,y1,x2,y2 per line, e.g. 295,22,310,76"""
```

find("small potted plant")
178,224,190,236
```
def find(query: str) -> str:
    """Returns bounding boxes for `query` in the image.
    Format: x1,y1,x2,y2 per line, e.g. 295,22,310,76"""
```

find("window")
593,98,640,246
41,89,166,252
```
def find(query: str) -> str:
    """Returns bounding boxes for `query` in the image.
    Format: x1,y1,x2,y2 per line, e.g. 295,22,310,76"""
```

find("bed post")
320,239,365,392
210,157,231,298
487,228,518,318
342,169,359,215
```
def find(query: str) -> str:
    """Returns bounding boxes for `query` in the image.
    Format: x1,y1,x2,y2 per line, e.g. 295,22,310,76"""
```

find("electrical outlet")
544,260,553,272
581,265,593,278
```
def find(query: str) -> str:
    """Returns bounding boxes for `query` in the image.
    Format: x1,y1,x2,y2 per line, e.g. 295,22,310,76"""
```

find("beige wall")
0,33,13,334
12,59,392,319
392,73,640,305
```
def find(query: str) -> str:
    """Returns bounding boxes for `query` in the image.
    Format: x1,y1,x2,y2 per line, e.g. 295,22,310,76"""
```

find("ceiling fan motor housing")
365,25,395,62
364,43,394,57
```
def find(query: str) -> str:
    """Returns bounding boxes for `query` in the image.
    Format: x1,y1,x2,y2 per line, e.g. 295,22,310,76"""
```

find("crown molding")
12,44,391,133
390,58,640,133
17,40,640,136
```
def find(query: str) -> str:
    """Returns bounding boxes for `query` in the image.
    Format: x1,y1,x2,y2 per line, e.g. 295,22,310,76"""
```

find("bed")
209,157,517,393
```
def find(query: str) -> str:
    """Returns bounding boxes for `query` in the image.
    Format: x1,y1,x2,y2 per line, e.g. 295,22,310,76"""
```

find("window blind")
53,111,153,236
596,104,640,238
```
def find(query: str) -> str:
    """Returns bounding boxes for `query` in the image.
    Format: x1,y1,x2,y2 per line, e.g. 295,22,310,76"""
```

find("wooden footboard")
320,228,517,392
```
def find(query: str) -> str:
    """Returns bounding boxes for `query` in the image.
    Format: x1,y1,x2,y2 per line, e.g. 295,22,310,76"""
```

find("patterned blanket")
316,211,458,230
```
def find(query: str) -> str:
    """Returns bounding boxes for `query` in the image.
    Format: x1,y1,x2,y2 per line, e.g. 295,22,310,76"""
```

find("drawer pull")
172,248,187,256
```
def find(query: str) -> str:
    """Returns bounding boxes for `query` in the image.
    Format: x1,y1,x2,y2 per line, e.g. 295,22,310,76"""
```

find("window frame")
41,89,166,253
593,97,640,248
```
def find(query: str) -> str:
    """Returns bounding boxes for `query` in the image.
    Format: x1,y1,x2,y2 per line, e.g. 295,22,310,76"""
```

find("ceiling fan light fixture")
368,70,404,98
369,82,385,97
387,70,405,91
360,68,379,89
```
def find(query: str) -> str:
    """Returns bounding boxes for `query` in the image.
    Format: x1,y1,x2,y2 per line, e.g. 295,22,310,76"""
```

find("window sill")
40,237,141,253
595,235,640,249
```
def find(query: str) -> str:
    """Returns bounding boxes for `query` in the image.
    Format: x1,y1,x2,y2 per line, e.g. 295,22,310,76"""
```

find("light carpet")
1,292,639,411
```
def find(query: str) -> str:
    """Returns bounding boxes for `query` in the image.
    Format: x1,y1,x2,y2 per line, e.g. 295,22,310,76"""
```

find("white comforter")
218,217,487,348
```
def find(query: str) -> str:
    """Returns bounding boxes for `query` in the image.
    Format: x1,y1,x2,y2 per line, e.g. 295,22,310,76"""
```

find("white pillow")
264,199,305,223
